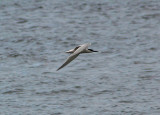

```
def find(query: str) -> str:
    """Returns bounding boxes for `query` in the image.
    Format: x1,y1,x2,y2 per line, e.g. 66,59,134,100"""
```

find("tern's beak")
88,49,98,52
92,50,98,52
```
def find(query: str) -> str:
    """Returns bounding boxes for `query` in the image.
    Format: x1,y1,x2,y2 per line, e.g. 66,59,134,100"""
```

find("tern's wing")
72,43,91,54
57,53,79,71
65,46,80,53
65,43,91,53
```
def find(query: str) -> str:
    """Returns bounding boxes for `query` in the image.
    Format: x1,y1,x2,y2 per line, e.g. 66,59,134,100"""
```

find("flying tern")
57,43,98,71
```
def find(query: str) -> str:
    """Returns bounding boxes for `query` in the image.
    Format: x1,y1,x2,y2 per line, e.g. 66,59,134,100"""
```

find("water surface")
0,0,160,114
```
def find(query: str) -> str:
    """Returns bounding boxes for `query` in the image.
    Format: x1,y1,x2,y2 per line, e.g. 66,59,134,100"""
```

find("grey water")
0,0,160,114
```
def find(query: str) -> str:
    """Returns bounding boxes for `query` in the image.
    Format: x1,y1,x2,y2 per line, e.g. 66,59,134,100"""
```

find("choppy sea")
0,0,160,114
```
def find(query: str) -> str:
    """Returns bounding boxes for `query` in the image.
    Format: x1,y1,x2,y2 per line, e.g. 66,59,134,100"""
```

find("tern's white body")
57,43,97,71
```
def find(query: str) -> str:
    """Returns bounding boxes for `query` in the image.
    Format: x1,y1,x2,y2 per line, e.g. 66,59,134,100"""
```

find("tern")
57,43,98,71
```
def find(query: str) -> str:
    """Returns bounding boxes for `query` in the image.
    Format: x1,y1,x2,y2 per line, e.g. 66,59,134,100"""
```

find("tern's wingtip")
56,68,60,71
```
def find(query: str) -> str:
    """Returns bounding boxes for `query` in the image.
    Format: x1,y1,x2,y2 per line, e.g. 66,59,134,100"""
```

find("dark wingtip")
57,66,63,71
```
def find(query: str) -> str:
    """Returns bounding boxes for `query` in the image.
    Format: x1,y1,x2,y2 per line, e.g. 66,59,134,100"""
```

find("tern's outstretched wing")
57,53,79,71
65,46,80,53
65,43,91,53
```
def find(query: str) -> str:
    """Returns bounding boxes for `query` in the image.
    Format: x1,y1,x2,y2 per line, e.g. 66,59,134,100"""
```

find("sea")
0,0,160,114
